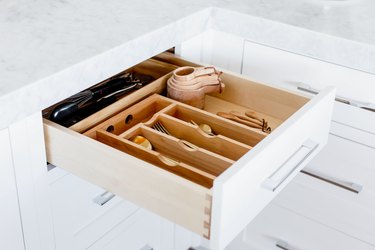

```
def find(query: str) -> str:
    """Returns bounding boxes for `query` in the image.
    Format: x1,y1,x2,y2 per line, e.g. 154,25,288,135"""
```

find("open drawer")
43,53,335,250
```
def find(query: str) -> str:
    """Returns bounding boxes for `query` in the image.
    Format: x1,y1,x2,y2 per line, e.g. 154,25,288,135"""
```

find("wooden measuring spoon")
229,111,263,126
245,111,263,123
216,112,262,129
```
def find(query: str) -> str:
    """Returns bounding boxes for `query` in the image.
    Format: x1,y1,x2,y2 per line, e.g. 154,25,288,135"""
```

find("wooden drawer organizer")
44,52,335,249
83,94,262,188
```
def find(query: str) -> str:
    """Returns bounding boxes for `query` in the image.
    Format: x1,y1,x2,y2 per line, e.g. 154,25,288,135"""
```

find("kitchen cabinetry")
43,52,334,250
226,203,375,250
273,103,375,247
0,128,25,250
48,167,140,250
178,30,375,249
87,209,174,250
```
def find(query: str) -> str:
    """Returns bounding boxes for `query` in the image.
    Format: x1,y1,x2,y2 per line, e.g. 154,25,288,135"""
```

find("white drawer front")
88,209,174,250
242,40,375,104
272,105,375,246
44,53,335,250
274,173,375,247
332,102,375,135
210,87,334,249
226,203,375,250
304,130,375,195
0,128,24,250
49,169,138,250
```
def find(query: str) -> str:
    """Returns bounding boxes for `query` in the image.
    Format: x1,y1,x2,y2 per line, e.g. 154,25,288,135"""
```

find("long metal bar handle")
263,140,319,192
297,84,375,112
276,240,291,250
301,169,363,194
93,191,115,206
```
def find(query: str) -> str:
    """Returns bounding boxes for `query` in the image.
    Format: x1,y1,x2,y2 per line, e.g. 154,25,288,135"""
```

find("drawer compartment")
43,53,335,249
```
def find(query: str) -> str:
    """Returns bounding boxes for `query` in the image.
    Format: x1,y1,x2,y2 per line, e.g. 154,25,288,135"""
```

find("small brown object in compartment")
130,135,152,150
190,120,215,136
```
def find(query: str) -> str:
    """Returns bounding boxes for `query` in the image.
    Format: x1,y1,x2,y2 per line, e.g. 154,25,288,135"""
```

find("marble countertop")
1,0,375,128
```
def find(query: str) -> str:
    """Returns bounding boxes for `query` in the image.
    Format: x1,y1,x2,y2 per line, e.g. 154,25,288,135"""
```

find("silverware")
190,120,215,136
152,121,198,150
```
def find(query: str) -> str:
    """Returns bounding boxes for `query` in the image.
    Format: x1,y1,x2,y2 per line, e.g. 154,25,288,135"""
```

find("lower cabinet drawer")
88,209,174,250
226,203,375,250
303,128,375,196
43,53,335,249
274,173,375,247
48,168,138,250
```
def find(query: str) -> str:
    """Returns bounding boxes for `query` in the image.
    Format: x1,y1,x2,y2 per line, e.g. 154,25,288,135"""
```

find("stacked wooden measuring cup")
167,66,225,109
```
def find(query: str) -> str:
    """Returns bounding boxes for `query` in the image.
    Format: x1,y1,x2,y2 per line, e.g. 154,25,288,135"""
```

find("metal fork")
152,121,198,150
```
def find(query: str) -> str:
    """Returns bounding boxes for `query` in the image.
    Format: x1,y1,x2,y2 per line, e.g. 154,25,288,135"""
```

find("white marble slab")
1,0,375,128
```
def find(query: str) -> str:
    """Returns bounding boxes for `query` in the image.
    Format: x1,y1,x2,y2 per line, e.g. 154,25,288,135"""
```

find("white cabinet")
179,31,375,249
48,168,139,250
8,112,55,250
241,40,375,105
0,128,25,250
44,52,335,250
226,203,375,250
272,103,375,247
88,209,174,250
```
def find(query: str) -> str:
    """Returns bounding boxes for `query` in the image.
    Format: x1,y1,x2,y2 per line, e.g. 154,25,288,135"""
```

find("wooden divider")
96,128,215,188
68,59,178,133
154,114,251,161
82,94,271,188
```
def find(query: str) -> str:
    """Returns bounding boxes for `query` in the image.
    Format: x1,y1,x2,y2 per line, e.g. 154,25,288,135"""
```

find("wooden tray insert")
68,58,178,133
84,95,174,139
84,94,270,188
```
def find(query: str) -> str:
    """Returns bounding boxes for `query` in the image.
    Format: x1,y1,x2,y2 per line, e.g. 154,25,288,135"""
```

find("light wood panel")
83,94,173,138
68,59,177,133
44,119,211,237
156,114,251,161
96,128,217,188
169,104,266,146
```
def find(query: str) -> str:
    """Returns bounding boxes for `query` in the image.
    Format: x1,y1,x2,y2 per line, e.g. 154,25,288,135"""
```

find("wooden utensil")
245,111,263,123
245,110,272,133
229,111,263,126
190,120,215,136
216,112,263,129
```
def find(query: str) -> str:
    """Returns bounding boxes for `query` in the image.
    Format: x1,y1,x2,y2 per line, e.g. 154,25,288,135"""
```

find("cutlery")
190,120,215,136
49,72,154,125
152,121,198,150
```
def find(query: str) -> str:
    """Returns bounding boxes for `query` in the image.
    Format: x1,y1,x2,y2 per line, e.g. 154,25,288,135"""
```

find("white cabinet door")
0,128,24,250
242,40,375,104
226,203,375,250
49,168,139,250
174,225,208,250
9,112,55,250
88,209,174,250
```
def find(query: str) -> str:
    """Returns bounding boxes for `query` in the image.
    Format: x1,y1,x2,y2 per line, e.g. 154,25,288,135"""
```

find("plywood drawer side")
44,119,211,237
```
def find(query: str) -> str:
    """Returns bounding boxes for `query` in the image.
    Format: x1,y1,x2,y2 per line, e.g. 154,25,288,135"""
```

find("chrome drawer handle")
297,83,375,112
301,169,363,194
93,191,115,206
140,245,153,250
263,140,319,192
276,240,291,250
